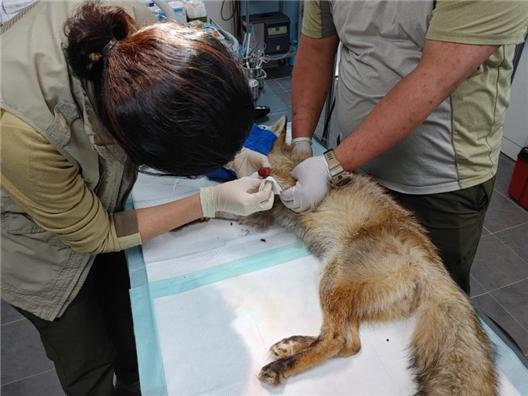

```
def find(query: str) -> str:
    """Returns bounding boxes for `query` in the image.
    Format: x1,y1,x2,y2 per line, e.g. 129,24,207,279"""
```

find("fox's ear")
267,115,291,156
269,115,287,141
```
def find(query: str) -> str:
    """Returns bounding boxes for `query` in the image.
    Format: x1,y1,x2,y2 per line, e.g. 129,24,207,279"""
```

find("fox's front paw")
238,212,274,230
258,361,286,386
270,340,292,359
270,335,316,358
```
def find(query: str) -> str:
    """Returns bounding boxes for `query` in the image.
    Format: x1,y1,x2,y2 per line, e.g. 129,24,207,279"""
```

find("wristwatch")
323,149,352,187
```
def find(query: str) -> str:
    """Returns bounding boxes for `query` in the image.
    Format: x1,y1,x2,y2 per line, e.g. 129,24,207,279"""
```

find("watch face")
332,172,352,187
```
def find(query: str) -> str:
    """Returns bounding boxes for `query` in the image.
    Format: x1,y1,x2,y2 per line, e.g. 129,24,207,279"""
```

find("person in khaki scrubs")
280,0,528,293
1,1,274,394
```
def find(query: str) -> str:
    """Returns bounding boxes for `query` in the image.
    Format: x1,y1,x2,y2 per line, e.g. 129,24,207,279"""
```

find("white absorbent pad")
147,256,519,396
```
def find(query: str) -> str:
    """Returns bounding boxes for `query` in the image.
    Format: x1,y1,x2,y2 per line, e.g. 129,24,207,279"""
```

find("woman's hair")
64,1,253,176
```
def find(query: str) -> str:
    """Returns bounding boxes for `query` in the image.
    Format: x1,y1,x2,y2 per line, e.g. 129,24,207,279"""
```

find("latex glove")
280,155,330,212
200,176,274,217
291,137,313,158
226,148,271,178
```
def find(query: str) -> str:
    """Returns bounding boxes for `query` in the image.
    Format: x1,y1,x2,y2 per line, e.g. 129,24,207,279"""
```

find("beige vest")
0,1,153,320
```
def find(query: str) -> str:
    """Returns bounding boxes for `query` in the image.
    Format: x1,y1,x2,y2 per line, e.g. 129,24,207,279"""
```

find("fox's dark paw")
270,335,316,358
258,361,286,386
238,213,274,230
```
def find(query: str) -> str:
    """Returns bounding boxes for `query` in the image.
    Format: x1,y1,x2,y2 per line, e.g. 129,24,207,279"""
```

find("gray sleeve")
302,0,337,38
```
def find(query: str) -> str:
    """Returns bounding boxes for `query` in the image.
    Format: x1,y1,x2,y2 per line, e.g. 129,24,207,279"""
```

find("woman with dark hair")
0,1,272,394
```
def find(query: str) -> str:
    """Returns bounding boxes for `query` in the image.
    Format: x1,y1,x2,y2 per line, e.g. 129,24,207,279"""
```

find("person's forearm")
136,193,203,242
292,35,339,139
334,41,497,171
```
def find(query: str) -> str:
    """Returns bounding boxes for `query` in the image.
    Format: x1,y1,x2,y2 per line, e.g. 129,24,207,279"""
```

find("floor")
1,77,527,395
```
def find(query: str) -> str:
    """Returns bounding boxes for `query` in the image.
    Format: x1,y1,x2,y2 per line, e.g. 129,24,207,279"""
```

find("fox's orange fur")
248,117,497,395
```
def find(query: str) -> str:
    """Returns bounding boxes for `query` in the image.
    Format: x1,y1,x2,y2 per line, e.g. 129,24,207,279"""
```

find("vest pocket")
45,103,80,149
1,212,43,234
1,212,68,249
45,102,101,190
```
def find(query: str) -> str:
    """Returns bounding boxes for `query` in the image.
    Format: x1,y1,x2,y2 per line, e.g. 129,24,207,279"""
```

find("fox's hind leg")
338,320,361,357
259,260,354,385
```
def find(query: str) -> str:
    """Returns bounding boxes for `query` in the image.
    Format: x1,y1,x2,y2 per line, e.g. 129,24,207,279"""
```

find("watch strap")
323,149,352,187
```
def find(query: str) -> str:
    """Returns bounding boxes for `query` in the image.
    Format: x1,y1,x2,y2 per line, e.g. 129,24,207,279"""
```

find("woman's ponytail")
64,0,137,81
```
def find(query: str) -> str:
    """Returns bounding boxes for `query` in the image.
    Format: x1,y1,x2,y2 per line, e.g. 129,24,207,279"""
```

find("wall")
204,0,235,33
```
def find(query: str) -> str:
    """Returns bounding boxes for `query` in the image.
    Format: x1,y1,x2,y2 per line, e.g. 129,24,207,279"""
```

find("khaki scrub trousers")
13,252,140,396
390,177,495,294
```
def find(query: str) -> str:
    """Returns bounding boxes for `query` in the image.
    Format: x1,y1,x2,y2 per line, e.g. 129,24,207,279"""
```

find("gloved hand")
291,137,313,158
200,176,274,217
279,155,330,212
227,148,271,178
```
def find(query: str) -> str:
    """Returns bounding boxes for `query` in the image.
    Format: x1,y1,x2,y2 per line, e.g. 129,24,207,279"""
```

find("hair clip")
102,39,117,57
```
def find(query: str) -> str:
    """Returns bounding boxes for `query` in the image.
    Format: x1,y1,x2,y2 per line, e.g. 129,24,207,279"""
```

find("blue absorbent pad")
207,124,277,182
243,123,278,154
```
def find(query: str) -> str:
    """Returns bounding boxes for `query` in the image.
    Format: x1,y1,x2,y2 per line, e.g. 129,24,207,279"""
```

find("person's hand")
227,148,271,178
200,176,274,217
279,155,330,212
291,137,313,158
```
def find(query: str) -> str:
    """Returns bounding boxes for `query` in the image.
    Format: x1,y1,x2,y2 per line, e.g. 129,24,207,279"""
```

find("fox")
245,116,498,395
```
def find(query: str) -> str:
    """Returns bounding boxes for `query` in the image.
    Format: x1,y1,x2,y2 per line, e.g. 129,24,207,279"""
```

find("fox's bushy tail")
411,295,498,396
